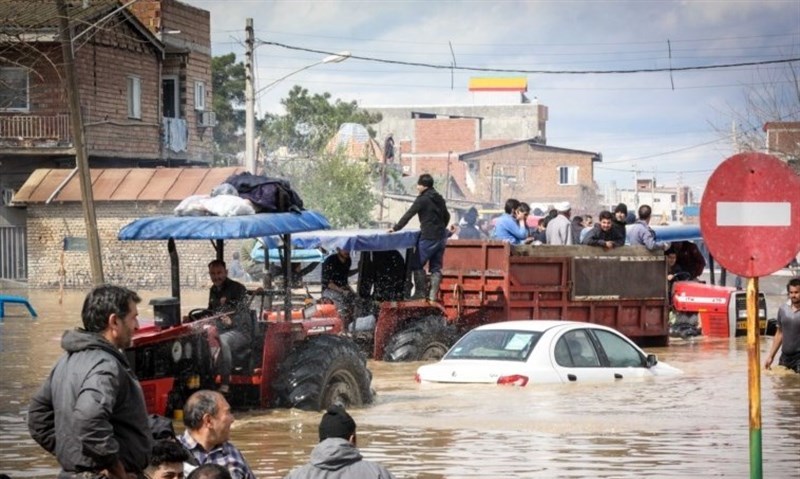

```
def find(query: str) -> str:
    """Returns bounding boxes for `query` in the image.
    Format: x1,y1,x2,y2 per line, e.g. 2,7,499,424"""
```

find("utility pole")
244,18,256,174
56,0,104,285
633,167,639,210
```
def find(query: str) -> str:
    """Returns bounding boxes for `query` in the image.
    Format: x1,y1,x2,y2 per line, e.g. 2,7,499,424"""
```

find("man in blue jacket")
28,285,152,479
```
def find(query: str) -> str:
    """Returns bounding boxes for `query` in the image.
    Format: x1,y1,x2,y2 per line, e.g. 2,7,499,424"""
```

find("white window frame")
162,75,179,119
127,75,141,119
557,166,578,186
0,67,30,112
194,81,205,111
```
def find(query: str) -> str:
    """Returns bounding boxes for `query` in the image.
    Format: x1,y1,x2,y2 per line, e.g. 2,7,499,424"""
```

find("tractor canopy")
118,210,330,240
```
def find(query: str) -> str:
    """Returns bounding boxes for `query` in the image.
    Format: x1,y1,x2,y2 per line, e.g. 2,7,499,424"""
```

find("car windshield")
445,329,541,361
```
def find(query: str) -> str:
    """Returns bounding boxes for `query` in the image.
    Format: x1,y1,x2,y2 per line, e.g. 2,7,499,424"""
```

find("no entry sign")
700,152,800,277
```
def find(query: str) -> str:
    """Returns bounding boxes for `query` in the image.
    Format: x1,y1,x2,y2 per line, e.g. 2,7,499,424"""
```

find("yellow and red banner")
468,77,527,92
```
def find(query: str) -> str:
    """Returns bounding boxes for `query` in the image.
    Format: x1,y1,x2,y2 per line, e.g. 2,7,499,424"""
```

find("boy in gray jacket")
284,405,395,479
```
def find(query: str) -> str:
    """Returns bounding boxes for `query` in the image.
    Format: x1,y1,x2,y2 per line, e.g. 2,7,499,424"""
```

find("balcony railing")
0,114,72,145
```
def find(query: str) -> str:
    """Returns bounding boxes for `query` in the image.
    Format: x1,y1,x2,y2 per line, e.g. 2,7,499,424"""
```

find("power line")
258,40,800,75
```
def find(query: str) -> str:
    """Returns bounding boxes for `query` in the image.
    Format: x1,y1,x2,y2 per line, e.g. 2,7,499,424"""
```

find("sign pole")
746,276,762,479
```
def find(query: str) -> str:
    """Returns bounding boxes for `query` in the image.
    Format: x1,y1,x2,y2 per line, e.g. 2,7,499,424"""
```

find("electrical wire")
258,40,800,75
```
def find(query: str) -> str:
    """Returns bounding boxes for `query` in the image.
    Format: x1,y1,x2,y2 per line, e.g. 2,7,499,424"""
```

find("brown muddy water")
1,288,799,478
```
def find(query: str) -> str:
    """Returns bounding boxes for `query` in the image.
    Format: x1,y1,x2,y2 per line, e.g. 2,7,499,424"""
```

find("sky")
182,0,800,196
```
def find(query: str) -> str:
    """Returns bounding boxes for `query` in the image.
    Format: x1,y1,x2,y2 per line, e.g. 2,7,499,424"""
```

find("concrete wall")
364,104,547,145
25,202,246,289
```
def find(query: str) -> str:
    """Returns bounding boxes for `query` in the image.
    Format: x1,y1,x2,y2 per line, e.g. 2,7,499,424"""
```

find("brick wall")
25,203,247,290
468,143,598,212
414,118,479,153
73,16,162,159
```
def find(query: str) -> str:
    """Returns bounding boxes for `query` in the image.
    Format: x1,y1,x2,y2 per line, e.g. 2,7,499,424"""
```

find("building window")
194,81,205,111
0,67,29,112
162,75,179,119
558,166,578,185
127,76,141,119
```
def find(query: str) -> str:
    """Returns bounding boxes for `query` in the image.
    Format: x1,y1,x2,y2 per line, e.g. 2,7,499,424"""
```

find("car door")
550,328,610,383
589,328,651,380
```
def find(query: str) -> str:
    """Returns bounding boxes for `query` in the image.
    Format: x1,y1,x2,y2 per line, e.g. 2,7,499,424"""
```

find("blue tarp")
118,211,330,241
650,224,702,242
288,228,421,252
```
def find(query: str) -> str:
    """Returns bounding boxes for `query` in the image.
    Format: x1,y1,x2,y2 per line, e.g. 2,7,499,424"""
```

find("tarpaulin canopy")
650,224,702,242
288,228,421,252
118,211,330,240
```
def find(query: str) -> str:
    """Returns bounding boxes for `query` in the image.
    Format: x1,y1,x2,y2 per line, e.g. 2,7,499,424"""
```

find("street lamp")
244,19,350,174
255,50,351,98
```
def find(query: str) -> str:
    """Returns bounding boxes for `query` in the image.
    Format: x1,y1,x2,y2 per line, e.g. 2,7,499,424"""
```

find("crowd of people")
26,283,395,479
22,173,800,477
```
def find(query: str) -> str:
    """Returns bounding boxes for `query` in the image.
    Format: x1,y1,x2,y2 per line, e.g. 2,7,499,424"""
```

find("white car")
415,320,681,386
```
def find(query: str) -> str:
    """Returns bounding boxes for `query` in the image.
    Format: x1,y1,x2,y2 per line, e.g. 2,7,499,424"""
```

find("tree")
211,53,246,165
292,153,377,228
260,85,382,156
721,64,800,156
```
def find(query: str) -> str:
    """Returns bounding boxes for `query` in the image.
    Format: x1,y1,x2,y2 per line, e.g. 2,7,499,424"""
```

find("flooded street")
1,287,799,478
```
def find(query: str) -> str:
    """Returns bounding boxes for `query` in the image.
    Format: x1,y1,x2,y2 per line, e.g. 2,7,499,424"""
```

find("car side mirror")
646,353,658,368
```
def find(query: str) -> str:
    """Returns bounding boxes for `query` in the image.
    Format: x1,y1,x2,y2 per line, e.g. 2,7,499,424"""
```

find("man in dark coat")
28,285,152,479
581,210,625,249
389,173,451,302
207,260,250,394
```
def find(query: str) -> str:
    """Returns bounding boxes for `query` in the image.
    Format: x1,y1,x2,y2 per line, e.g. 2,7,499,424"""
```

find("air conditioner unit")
198,110,217,128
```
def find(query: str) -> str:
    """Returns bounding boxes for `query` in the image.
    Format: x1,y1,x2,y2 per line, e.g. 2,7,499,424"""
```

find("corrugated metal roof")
11,167,245,204
0,1,118,31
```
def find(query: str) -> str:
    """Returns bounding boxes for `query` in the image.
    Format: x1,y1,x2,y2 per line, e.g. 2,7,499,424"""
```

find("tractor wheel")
274,334,373,411
383,316,454,362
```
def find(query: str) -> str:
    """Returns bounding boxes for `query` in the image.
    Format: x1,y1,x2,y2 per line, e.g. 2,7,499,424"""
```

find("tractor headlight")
184,342,192,360
171,341,183,363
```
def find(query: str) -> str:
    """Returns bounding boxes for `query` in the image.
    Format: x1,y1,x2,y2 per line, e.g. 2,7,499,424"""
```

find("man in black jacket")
581,210,625,250
389,173,451,302
28,285,152,479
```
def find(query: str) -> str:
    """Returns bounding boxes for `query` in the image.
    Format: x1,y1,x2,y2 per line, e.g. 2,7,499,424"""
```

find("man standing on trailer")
388,173,452,302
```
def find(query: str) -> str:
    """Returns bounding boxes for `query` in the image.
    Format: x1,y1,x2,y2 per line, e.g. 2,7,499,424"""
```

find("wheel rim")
420,342,448,361
321,370,361,408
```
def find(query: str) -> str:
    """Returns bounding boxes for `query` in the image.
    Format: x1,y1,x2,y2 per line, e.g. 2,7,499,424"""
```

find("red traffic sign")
700,152,800,277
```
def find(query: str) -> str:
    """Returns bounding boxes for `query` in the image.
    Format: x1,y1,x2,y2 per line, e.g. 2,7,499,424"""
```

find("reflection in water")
1,289,799,477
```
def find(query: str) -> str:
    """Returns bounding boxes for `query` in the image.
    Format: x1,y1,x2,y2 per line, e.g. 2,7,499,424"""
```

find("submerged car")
415,320,681,386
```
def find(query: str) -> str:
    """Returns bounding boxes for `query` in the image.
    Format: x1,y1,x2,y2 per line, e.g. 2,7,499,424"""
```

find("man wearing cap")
284,405,395,479
389,173,452,302
612,203,629,239
545,202,573,245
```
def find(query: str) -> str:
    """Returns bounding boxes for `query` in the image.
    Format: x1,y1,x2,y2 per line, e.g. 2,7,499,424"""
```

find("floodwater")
1,287,799,478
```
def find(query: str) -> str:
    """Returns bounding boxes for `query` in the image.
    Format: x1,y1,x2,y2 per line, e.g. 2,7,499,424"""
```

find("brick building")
0,0,214,281
11,167,243,289
764,121,800,175
381,115,600,214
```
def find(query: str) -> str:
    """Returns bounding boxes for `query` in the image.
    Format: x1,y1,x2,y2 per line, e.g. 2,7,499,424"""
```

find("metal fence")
0,226,27,280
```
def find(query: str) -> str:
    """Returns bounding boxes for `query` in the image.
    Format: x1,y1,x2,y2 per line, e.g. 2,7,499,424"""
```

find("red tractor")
671,279,772,338
264,229,455,362
118,211,374,417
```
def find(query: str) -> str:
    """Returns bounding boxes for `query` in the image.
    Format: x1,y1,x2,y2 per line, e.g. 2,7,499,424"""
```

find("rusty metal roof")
11,167,245,204
0,1,118,31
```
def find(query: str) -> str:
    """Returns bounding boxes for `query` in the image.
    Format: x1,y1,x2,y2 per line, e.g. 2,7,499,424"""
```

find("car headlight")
171,341,183,363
